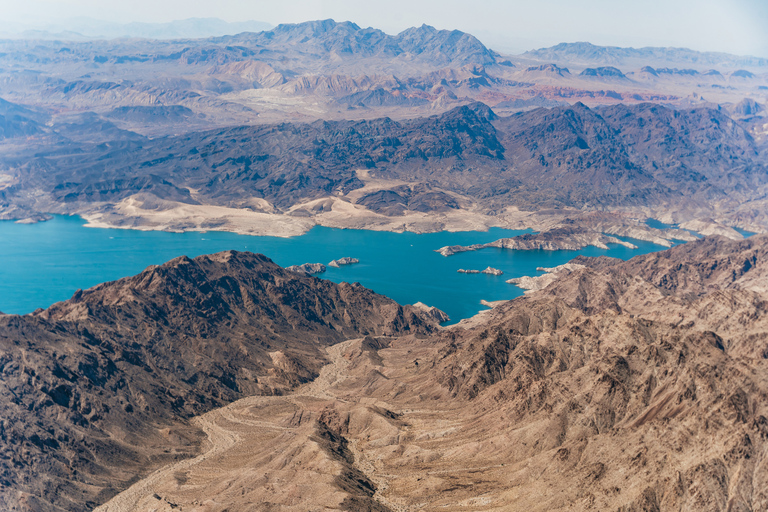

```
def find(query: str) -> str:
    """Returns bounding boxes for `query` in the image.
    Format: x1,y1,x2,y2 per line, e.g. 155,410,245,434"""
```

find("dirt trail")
94,397,256,512
94,338,369,512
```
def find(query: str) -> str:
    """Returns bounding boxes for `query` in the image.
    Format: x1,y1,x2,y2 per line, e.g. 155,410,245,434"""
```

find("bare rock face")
0,251,441,511
571,234,768,297
8,237,768,512
328,257,359,268
285,262,327,274
414,235,768,510
412,301,450,323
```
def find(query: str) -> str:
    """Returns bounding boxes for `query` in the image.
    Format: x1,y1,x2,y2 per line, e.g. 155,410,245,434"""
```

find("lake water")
0,215,670,322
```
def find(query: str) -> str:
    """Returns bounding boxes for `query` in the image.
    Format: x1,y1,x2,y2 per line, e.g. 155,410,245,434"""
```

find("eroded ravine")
94,337,396,511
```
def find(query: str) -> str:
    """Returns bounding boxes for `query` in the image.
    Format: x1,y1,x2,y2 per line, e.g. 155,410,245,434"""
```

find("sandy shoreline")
8,187,762,244
77,193,522,237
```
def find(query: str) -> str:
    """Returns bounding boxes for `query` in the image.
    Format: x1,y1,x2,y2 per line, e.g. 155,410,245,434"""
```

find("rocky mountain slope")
1,100,765,233
0,251,441,511
86,235,768,512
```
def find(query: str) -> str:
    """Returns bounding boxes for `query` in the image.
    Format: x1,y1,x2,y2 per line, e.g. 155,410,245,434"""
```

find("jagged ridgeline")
0,251,442,510
1,101,764,222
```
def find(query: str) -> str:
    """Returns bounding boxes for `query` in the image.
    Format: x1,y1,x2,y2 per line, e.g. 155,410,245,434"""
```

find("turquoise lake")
0,215,670,322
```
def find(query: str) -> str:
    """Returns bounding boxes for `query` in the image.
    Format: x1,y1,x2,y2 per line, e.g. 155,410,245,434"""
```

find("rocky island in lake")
437,226,638,256
328,257,360,267
285,262,327,274
458,267,504,275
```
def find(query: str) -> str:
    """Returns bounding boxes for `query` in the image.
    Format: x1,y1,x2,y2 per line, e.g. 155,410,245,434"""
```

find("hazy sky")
2,0,767,56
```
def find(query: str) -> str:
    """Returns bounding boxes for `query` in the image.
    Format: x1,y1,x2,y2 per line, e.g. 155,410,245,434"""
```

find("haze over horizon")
1,0,766,57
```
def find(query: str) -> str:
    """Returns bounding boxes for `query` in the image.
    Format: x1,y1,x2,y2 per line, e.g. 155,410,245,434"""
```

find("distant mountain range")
524,42,768,70
0,17,273,40
218,19,497,67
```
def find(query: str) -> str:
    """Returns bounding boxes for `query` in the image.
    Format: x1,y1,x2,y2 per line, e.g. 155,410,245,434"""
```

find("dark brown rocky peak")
447,234,768,400
42,250,438,339
498,101,616,149
453,100,498,121
601,102,757,159
394,102,503,160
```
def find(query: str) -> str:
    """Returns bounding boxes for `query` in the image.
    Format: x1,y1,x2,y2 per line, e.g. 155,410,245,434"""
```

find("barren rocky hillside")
1,100,766,233
0,20,765,236
0,251,441,511
2,18,768,511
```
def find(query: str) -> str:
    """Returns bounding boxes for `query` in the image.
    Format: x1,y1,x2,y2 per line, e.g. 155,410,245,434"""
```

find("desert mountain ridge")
0,18,764,131
2,99,766,238
524,41,768,71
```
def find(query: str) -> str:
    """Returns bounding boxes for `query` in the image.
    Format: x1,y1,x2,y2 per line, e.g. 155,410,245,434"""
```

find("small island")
328,257,360,268
285,263,327,274
458,267,503,275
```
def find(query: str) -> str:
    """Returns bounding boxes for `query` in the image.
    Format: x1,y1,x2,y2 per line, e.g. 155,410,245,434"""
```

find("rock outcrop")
411,301,450,323
286,262,327,274
328,257,359,268
507,262,586,292
458,267,503,275
437,227,637,256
